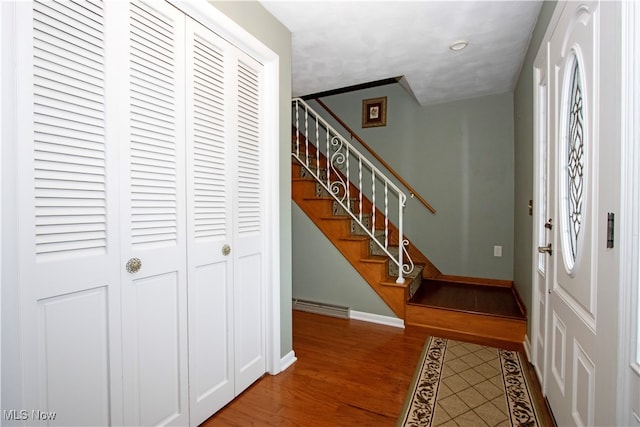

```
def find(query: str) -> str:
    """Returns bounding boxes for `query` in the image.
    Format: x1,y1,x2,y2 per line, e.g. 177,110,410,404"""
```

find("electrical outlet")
494,245,502,257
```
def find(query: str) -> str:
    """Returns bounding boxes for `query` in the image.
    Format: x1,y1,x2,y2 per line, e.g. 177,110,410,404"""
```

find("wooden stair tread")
319,215,350,221
339,235,370,242
360,256,388,264
303,197,334,201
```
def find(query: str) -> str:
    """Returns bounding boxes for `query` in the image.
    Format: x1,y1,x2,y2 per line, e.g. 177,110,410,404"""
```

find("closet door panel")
120,2,189,426
233,53,266,392
17,1,120,424
186,19,235,425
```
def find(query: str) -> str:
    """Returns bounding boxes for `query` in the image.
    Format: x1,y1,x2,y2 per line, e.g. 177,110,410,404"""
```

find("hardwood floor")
203,310,554,426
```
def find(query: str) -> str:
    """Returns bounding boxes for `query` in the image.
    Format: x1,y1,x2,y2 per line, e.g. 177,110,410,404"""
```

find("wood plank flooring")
202,310,554,426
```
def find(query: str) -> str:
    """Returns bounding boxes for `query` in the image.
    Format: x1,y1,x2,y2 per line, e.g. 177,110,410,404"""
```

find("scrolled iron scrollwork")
329,136,348,202
401,239,415,275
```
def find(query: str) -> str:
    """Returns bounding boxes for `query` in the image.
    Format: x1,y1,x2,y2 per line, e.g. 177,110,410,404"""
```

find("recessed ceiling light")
449,40,468,51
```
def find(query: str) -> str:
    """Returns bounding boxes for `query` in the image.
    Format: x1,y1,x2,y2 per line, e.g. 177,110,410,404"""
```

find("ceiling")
259,1,543,106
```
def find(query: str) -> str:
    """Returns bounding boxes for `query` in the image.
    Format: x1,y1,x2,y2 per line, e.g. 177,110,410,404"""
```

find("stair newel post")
396,192,406,284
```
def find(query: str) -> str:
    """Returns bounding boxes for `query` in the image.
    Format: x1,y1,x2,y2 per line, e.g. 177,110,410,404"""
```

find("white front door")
542,1,620,425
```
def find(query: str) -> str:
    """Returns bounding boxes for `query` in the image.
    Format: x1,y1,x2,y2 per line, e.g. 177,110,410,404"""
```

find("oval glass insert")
561,51,585,271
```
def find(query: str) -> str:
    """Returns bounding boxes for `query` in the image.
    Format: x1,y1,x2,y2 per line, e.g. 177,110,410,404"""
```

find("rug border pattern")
397,336,447,427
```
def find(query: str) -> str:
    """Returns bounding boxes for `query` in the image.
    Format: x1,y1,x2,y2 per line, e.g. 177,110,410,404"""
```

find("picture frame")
362,96,387,128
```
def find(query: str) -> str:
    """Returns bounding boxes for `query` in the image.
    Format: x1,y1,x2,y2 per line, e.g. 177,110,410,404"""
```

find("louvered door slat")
130,0,179,248
33,0,106,258
191,33,226,241
236,60,261,235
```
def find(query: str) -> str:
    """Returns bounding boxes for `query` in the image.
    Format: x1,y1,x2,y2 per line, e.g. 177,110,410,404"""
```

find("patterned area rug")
397,337,540,427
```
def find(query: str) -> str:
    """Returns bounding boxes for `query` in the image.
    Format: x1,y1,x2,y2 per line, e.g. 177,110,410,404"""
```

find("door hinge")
607,212,615,249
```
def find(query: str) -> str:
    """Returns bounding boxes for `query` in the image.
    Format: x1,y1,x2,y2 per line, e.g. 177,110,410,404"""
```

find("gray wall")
210,1,293,357
292,204,395,317
513,1,557,337
292,85,517,314
316,86,515,279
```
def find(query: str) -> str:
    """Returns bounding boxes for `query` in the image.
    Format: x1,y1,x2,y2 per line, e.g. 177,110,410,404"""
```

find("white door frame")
531,46,550,391
530,0,564,399
618,1,640,424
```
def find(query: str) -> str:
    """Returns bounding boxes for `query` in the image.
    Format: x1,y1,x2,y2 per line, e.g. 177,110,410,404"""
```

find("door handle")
538,243,553,255
222,244,231,256
126,257,142,273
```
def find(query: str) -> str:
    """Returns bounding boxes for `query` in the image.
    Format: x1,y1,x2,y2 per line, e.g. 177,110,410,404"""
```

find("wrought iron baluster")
384,182,389,249
358,158,363,223
295,100,300,158
346,146,350,204
371,170,376,234
315,116,320,176
304,107,309,168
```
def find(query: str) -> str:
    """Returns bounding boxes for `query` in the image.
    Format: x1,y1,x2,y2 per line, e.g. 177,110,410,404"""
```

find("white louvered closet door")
233,50,266,394
185,19,235,424
120,2,190,426
14,1,266,425
17,1,121,426
185,19,266,425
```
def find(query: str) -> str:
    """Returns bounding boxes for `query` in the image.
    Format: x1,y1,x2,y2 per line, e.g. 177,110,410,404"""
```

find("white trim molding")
350,310,404,329
279,351,297,373
618,1,640,424
523,335,533,363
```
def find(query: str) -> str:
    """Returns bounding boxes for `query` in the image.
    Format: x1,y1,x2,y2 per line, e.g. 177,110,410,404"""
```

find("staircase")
291,98,527,347
291,143,436,318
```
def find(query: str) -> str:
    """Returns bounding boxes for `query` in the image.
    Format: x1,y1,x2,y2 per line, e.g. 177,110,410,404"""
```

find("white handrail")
292,98,414,283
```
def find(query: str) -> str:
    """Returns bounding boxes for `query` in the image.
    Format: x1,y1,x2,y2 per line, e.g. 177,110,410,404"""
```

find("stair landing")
405,279,527,350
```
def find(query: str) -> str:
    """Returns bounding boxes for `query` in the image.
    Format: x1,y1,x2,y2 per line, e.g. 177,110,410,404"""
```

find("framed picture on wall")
362,96,387,128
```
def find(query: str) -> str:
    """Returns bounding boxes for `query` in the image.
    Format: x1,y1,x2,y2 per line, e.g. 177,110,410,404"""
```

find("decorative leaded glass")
566,58,584,262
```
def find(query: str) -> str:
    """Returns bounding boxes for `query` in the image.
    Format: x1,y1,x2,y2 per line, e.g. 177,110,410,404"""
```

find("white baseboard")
523,334,532,362
350,310,404,328
280,350,297,372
